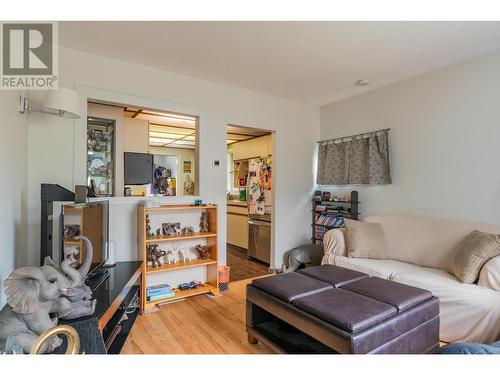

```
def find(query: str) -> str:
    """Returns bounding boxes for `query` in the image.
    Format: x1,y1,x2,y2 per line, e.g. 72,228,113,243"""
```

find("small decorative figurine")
181,226,195,235
147,244,166,268
199,212,209,233
178,247,191,262
155,228,162,237
164,249,175,264
195,244,210,260
178,281,204,291
184,175,195,196
171,241,181,263
146,214,152,238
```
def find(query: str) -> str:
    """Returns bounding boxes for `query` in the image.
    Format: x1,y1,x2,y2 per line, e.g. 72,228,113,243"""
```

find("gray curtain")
316,130,391,185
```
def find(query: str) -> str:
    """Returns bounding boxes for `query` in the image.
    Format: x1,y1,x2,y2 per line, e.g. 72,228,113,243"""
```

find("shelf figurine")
164,249,175,265
195,244,210,260
199,212,209,233
147,244,166,268
178,247,191,262
145,214,152,238
181,226,195,235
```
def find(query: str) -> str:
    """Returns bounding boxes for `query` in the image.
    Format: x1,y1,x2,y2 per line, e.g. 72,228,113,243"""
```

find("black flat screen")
124,152,153,185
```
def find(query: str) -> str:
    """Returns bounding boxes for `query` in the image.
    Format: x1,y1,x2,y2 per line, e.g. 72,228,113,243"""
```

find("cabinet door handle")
248,219,271,227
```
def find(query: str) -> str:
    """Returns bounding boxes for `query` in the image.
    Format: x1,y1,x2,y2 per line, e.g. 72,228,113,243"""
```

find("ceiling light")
355,79,371,87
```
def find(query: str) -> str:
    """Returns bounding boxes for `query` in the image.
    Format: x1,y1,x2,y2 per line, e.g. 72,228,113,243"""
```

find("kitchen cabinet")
228,135,271,161
227,203,249,249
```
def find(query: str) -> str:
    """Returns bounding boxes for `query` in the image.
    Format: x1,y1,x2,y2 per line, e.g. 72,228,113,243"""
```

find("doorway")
226,124,273,281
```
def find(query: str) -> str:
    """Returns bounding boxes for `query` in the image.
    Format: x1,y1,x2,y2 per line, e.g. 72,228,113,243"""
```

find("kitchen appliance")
248,213,271,264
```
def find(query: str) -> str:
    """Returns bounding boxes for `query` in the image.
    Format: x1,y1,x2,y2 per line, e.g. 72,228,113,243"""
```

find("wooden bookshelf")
146,258,217,274
62,204,104,264
144,282,218,310
138,204,220,312
145,232,217,243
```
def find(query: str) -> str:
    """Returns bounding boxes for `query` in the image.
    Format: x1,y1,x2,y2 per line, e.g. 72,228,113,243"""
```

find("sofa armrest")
322,228,347,258
478,256,500,291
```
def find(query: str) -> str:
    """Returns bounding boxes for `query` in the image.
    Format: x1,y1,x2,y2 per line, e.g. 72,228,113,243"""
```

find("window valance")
316,129,391,185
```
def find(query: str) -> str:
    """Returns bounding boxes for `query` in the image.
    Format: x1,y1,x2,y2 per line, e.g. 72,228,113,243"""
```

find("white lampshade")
42,87,81,119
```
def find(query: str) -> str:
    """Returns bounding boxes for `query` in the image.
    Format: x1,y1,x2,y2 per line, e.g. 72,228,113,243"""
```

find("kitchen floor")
227,244,270,281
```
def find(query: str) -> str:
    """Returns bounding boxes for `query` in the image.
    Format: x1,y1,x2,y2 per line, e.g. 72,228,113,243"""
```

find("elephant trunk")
74,235,93,283
59,257,81,288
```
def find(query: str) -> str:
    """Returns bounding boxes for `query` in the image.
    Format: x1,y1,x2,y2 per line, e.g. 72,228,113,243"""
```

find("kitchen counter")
227,200,248,207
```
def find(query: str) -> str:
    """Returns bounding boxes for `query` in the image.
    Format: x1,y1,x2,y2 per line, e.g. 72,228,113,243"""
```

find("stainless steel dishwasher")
248,213,271,264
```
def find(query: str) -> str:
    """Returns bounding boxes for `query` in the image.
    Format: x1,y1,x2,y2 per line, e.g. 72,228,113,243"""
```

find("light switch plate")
212,159,221,167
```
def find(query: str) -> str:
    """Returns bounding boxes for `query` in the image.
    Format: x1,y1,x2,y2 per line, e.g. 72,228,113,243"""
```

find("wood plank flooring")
227,244,270,281
121,278,274,354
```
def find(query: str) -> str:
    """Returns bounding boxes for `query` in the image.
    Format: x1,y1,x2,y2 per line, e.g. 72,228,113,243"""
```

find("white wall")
26,46,319,269
320,51,500,225
0,91,28,307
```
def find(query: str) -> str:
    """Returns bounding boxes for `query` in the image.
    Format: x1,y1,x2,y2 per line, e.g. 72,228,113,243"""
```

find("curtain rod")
318,128,390,144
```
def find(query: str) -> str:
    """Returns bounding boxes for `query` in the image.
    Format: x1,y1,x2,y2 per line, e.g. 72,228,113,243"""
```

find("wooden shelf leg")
247,332,258,345
209,287,222,297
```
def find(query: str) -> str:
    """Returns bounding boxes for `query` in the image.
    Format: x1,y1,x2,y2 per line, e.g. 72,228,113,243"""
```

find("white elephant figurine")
165,249,175,264
0,264,74,353
0,236,98,353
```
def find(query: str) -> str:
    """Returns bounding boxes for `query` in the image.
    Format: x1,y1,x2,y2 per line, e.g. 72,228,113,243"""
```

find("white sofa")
322,215,500,344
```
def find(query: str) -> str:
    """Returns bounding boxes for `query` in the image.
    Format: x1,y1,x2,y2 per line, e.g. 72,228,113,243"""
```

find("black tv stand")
57,261,143,354
88,267,109,279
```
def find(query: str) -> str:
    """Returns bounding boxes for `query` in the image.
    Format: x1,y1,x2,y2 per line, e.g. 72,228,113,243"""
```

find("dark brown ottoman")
246,265,439,354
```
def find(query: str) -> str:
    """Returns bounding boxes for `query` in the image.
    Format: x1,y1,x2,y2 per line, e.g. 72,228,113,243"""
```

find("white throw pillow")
478,255,500,291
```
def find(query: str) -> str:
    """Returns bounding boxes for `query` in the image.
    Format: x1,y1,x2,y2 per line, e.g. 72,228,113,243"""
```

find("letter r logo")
2,23,53,75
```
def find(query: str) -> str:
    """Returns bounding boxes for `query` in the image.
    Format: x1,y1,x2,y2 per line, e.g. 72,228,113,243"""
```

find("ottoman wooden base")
246,265,440,354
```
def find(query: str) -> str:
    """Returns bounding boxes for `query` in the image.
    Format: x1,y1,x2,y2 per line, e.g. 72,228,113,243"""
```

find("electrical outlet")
212,159,221,167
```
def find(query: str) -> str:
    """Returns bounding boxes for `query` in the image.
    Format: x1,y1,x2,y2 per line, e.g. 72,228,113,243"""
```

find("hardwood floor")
227,244,270,281
121,278,274,354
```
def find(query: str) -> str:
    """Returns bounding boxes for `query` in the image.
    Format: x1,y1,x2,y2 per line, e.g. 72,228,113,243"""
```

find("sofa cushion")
251,272,332,302
298,264,368,287
344,219,386,259
327,255,424,279
449,230,500,284
340,276,432,312
391,268,500,343
478,255,500,291
292,288,397,333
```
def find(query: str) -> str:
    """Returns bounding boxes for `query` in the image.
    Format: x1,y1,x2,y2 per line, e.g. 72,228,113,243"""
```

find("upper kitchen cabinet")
227,134,272,161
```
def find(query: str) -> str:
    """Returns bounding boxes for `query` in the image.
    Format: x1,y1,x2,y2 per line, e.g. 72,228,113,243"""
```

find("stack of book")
315,214,345,228
147,284,175,301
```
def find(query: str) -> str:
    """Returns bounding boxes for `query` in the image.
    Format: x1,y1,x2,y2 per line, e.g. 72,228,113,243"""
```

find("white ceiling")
59,22,500,105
